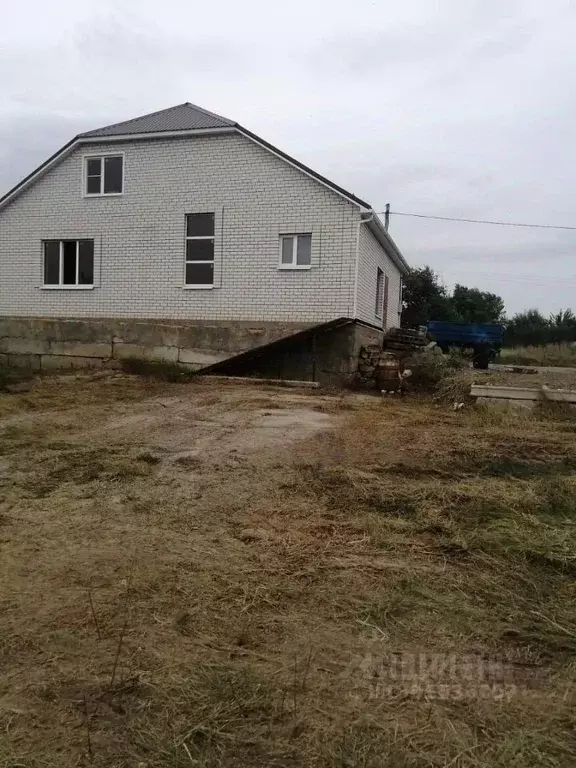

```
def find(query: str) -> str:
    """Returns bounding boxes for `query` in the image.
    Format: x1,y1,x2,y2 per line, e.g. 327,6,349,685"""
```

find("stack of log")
382,327,428,354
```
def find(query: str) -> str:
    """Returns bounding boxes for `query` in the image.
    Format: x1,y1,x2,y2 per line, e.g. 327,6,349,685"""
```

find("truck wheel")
473,348,491,370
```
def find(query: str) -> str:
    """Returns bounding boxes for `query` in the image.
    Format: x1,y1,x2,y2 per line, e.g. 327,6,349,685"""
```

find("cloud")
1,0,575,315
0,12,256,119
310,2,539,80
0,114,90,193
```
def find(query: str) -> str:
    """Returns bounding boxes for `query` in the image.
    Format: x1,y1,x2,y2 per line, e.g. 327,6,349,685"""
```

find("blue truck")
426,321,504,369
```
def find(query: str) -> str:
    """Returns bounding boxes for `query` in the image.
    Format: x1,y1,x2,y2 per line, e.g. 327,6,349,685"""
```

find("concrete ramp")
198,318,384,386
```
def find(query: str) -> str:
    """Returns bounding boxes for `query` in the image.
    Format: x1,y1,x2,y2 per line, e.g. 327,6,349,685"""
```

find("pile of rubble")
358,345,392,379
357,327,427,390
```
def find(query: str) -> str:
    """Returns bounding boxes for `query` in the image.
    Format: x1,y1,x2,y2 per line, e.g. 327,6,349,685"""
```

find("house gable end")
0,103,371,214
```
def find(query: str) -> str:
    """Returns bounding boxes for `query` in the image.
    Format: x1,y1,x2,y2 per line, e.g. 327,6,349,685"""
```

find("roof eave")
365,213,410,276
235,125,371,209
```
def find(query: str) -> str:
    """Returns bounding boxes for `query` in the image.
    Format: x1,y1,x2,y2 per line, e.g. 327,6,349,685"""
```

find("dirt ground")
480,367,576,390
1,374,575,767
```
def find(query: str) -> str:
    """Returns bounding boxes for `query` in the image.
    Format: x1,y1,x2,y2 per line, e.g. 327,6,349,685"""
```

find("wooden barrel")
376,353,400,391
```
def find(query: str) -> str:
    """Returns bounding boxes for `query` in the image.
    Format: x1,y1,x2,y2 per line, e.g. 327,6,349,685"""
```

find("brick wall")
356,224,402,329
0,133,363,322
0,131,404,326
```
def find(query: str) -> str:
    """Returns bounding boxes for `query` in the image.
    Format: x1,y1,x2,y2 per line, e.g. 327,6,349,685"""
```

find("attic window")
84,155,123,195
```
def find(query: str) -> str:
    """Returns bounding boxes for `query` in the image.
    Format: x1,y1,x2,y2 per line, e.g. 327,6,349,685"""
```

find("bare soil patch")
0,374,575,767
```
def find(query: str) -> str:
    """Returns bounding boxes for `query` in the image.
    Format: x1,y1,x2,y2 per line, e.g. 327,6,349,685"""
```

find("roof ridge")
183,102,235,126
77,103,192,137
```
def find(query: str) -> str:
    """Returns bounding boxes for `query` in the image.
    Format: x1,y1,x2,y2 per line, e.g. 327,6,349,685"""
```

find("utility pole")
384,203,390,231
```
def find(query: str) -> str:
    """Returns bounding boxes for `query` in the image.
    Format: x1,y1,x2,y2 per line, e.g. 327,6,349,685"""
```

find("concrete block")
0,318,45,341
6,353,42,371
113,320,180,347
0,318,112,344
52,319,113,343
177,324,229,352
49,341,112,358
40,355,105,371
0,337,51,355
472,384,576,403
178,348,229,367
113,343,179,362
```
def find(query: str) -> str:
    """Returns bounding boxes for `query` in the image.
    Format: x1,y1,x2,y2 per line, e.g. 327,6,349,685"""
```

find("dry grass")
500,344,576,368
0,375,575,766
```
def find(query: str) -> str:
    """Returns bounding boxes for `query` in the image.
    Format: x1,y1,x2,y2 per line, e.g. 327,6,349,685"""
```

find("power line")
376,210,576,231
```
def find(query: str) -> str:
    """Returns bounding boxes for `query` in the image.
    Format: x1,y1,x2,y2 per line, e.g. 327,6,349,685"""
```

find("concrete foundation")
0,316,385,385
0,316,311,372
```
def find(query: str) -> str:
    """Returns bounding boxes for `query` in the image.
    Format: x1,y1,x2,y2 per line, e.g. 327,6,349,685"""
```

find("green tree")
549,309,576,343
401,267,454,328
450,284,505,324
504,309,549,346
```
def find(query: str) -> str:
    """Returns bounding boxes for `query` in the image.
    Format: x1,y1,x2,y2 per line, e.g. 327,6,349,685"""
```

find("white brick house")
0,103,408,380
0,103,407,326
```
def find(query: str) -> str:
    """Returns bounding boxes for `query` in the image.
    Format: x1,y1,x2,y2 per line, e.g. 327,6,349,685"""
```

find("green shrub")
406,348,468,392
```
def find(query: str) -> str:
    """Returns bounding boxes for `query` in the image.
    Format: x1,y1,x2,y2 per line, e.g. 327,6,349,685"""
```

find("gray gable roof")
78,102,235,138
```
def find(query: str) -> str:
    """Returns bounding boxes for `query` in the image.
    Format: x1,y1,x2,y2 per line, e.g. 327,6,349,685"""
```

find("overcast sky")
2,0,575,316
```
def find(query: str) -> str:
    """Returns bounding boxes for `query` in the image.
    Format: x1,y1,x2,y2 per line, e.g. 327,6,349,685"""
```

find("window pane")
103,156,123,194
78,240,94,284
186,213,214,237
186,262,214,285
296,234,312,265
186,239,214,261
281,236,294,264
44,241,60,284
86,158,101,177
86,175,101,194
62,241,77,284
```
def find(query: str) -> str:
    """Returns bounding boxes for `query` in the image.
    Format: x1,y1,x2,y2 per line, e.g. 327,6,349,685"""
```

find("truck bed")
427,321,503,345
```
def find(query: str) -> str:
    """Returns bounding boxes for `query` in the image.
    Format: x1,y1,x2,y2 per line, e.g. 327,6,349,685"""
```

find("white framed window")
375,267,384,317
83,154,124,196
185,213,215,287
279,233,312,269
43,240,94,289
